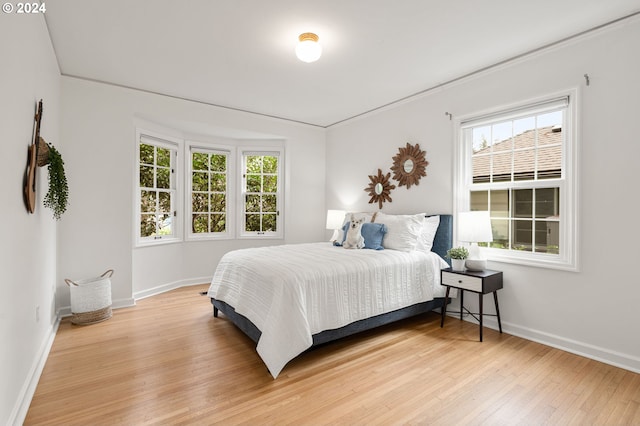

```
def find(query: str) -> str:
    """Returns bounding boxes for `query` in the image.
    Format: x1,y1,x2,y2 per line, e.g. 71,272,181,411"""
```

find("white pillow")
415,215,440,252
374,212,424,252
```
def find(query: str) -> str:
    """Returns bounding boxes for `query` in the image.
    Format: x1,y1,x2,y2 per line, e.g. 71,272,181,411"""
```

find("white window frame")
185,142,235,241
135,130,183,247
238,146,285,239
454,89,579,271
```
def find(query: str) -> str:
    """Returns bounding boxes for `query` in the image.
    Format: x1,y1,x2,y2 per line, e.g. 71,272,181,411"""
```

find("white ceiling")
45,1,640,128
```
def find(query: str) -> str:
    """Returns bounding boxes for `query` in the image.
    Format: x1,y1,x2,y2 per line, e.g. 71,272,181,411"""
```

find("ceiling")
45,1,640,128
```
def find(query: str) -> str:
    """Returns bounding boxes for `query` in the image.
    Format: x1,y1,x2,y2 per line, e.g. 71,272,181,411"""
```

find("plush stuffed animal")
343,214,365,249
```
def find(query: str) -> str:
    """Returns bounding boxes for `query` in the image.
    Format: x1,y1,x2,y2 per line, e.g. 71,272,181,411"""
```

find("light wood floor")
26,284,640,425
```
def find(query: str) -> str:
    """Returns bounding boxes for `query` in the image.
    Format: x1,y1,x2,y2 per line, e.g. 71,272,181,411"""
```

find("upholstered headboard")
429,214,453,265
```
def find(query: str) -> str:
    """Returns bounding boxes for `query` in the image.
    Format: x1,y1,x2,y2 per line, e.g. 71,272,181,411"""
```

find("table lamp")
458,211,493,271
326,209,346,242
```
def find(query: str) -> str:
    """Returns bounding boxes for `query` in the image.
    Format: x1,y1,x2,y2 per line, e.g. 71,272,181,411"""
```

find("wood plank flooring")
26,284,640,425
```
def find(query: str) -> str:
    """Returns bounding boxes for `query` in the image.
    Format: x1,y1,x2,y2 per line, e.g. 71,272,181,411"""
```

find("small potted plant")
446,246,469,271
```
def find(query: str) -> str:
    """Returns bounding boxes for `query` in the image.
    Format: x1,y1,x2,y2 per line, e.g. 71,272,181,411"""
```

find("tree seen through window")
244,154,279,233
191,150,227,234
139,142,175,239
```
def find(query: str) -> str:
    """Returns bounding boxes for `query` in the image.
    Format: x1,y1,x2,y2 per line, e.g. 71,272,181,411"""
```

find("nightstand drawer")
442,271,483,292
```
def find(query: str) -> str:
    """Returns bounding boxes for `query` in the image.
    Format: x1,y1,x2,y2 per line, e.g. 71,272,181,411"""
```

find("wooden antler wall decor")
365,168,395,209
391,142,428,189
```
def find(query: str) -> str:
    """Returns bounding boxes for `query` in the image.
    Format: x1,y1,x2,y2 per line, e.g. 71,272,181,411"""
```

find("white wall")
0,13,61,426
59,77,326,307
326,17,640,372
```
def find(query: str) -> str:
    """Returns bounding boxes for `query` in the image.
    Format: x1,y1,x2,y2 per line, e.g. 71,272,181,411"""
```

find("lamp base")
465,258,487,271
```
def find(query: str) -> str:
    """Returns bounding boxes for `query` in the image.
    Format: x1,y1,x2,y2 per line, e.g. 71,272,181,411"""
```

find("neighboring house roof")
473,125,562,181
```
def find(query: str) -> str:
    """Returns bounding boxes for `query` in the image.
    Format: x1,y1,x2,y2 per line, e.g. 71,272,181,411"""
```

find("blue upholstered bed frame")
210,214,453,347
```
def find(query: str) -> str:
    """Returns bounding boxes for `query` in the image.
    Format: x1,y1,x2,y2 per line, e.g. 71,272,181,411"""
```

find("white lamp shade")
458,211,493,243
296,33,322,63
326,209,345,230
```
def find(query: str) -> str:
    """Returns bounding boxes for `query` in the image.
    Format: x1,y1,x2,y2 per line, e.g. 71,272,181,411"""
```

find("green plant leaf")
43,143,69,220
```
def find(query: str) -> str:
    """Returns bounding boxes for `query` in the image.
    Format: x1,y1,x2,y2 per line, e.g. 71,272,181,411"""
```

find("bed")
208,213,452,378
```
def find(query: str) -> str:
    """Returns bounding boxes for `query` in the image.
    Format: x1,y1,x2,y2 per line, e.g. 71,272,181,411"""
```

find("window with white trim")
456,92,578,270
187,145,232,239
240,150,283,238
136,134,180,244
135,130,285,244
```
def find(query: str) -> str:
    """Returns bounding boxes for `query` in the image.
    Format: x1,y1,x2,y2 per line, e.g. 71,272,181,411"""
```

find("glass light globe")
295,33,322,63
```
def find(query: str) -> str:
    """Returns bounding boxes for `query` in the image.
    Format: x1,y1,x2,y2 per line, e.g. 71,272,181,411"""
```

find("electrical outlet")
36,306,40,322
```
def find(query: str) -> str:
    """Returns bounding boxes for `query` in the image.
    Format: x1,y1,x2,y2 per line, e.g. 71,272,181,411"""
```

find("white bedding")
208,242,449,378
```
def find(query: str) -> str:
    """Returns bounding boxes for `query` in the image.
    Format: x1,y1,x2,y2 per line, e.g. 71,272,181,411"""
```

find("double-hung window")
187,145,233,239
240,150,283,238
136,133,181,245
456,92,578,270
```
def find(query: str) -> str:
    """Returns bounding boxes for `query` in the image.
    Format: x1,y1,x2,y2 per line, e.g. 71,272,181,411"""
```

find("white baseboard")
133,277,210,301
448,313,640,374
503,321,640,374
11,316,60,426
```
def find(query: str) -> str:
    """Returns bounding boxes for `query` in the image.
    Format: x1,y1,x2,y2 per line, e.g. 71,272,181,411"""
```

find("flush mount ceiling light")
295,32,322,63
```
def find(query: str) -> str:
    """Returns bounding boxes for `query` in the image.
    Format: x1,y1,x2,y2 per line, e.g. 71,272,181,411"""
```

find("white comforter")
208,242,449,378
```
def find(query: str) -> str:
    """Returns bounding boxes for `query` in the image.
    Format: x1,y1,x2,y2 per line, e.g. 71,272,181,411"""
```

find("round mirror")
391,143,429,189
365,169,396,209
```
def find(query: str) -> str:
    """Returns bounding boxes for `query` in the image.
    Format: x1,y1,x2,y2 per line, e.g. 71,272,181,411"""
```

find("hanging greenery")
43,143,69,220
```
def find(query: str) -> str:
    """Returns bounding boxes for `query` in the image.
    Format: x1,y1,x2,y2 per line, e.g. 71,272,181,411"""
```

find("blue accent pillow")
361,222,387,250
335,222,387,250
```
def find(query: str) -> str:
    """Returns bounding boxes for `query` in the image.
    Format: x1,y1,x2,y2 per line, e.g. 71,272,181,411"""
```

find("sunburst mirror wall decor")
365,168,396,209
391,143,428,189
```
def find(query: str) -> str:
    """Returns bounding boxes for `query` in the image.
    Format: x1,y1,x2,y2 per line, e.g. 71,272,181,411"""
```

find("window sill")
238,234,284,240
486,250,578,272
135,237,182,248
186,234,234,242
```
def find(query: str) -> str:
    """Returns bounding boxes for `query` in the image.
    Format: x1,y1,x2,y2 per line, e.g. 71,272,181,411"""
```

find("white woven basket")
65,269,113,325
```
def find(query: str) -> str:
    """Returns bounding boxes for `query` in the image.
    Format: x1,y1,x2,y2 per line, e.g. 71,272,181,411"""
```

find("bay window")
135,130,285,245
